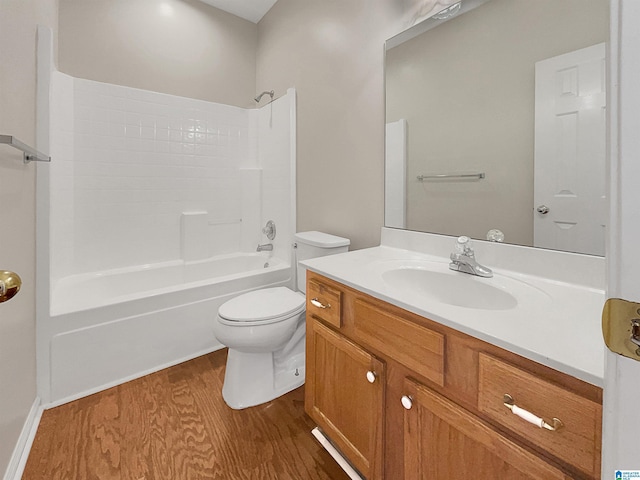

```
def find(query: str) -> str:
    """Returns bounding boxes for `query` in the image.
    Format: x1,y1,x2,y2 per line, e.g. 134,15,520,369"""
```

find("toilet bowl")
214,231,350,409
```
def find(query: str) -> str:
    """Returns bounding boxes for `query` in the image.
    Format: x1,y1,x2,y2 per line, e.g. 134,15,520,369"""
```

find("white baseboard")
3,397,43,480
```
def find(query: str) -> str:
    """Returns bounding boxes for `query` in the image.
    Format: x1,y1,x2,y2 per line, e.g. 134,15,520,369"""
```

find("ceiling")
197,0,278,23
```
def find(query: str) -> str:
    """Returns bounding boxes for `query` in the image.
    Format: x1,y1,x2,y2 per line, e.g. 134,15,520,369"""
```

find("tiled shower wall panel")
50,76,255,277
50,72,76,282
257,92,294,262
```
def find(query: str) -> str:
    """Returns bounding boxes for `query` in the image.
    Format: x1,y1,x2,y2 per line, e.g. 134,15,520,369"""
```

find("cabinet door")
306,320,385,479
402,378,571,480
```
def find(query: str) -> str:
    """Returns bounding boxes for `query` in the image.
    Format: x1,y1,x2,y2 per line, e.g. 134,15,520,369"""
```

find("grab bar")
0,135,51,163
417,172,485,181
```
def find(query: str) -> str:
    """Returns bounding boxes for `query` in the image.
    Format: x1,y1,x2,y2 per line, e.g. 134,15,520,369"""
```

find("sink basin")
382,267,519,310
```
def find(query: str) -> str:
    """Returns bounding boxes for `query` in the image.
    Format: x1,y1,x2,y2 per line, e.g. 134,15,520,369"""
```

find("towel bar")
417,172,484,181
0,134,51,163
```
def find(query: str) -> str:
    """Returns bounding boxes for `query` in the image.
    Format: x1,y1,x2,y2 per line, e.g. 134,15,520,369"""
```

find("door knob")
536,205,550,214
366,371,377,383
0,271,22,303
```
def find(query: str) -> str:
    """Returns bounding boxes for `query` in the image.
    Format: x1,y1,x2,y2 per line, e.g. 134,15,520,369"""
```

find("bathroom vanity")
302,230,604,480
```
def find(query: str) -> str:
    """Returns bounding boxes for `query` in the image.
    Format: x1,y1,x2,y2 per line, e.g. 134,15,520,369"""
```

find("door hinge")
602,298,640,361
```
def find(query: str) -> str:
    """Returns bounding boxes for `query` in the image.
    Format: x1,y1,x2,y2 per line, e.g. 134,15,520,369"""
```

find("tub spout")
256,243,273,252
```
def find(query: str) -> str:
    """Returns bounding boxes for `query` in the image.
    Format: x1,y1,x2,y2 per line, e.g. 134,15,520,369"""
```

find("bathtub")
44,253,292,405
51,253,289,315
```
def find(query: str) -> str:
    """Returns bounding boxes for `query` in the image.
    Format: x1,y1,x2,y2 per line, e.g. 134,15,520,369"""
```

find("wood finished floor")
23,349,351,480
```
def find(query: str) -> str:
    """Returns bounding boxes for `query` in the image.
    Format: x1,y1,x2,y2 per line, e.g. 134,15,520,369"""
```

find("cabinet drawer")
478,353,601,477
354,299,444,387
306,277,342,328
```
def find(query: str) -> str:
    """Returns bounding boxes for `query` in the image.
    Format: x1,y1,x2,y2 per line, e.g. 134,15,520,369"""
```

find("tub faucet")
256,243,273,252
449,236,493,278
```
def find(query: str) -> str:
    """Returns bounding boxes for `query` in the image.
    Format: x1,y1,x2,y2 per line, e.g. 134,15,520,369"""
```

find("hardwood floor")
23,349,351,480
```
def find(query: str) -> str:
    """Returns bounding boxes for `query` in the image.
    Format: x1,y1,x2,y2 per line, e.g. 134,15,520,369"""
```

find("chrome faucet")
449,236,493,278
256,243,273,252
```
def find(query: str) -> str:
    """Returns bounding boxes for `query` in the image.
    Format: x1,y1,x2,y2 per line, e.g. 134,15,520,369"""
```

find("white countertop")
302,244,606,387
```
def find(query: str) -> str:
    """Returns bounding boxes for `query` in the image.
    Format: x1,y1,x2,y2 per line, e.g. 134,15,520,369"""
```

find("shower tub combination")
37,24,297,404
45,253,292,404
38,25,297,404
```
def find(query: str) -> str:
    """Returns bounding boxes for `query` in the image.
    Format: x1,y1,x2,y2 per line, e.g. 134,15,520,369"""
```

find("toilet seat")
218,287,305,326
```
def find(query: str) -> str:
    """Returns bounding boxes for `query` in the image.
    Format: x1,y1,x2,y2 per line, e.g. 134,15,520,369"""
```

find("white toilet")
214,231,350,409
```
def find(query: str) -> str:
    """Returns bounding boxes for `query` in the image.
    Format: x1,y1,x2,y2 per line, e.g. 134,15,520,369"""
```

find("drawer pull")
366,371,377,383
503,394,563,431
311,298,331,309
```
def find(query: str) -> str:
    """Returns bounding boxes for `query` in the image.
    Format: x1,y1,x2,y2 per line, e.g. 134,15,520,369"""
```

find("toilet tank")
294,231,350,293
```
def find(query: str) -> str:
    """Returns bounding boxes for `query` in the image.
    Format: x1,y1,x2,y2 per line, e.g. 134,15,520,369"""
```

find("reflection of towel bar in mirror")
0,134,51,163
417,172,485,181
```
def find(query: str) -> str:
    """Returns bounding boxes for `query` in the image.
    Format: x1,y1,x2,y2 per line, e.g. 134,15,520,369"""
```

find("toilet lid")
219,287,305,323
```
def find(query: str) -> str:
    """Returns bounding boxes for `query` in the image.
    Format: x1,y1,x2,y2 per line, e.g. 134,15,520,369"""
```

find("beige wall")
387,0,608,246
0,0,58,475
59,0,257,108
257,0,427,250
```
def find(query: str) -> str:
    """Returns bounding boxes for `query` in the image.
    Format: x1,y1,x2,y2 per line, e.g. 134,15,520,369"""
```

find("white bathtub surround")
48,74,295,280
302,228,606,387
38,32,298,404
181,212,209,261
240,168,263,252
257,95,296,261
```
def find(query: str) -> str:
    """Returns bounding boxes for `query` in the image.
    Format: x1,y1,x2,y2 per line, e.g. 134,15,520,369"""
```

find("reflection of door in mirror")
533,43,606,256
384,0,609,255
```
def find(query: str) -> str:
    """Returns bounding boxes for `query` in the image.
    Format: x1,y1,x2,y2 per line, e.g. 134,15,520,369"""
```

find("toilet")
214,231,350,409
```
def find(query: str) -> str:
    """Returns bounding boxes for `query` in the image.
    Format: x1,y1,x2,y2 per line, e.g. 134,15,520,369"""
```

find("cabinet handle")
311,298,330,309
401,395,413,410
503,394,563,431
366,371,377,383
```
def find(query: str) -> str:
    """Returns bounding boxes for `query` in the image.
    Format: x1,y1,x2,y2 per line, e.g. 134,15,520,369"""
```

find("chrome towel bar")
417,172,485,181
0,134,51,163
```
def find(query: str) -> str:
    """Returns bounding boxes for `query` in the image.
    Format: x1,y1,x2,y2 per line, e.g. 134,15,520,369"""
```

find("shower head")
254,90,274,103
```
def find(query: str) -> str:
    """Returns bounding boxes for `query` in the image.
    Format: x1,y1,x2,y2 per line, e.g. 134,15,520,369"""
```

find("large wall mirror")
385,0,609,256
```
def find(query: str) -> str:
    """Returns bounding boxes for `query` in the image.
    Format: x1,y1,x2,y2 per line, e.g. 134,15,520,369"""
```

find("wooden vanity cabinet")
304,272,603,480
305,305,385,479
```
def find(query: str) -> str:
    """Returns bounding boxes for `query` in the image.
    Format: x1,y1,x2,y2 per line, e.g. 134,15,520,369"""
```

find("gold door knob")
0,271,22,303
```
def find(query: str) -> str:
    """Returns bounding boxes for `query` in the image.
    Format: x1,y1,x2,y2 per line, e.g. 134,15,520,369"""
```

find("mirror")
385,0,609,256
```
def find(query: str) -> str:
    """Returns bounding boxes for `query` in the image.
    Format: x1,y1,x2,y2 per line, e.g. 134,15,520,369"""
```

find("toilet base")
222,343,305,410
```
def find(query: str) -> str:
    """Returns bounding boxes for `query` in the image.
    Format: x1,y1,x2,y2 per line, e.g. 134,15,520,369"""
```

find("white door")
534,43,606,256
602,0,640,475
